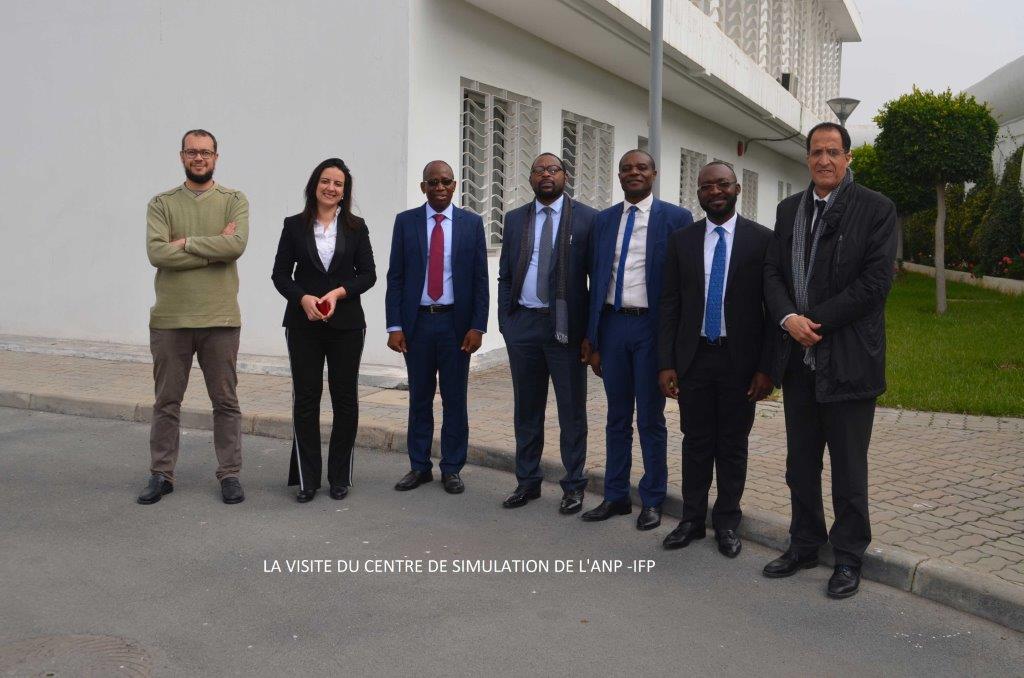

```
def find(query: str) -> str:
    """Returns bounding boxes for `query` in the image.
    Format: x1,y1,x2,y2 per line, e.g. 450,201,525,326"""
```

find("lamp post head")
827,97,860,127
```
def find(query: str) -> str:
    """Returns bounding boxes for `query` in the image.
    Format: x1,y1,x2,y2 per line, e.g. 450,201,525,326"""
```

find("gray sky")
841,0,1024,126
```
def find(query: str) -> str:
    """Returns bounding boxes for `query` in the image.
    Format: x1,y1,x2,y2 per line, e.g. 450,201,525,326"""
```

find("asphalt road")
1,408,1021,677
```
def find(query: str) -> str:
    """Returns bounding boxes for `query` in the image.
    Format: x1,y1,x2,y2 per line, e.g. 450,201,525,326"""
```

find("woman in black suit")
272,158,376,502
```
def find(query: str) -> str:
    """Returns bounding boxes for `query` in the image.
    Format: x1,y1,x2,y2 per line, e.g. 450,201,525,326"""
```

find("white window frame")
561,111,614,210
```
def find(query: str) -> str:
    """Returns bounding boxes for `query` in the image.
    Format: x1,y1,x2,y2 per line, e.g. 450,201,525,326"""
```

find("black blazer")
271,213,377,330
658,215,775,381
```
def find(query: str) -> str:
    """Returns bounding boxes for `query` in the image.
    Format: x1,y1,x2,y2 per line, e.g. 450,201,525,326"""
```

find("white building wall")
408,0,807,358
0,0,411,364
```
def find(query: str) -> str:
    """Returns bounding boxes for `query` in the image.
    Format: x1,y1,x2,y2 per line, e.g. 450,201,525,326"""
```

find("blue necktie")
613,205,638,311
704,226,726,341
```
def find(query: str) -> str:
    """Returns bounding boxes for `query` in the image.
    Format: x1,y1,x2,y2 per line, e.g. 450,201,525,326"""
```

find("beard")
185,167,214,184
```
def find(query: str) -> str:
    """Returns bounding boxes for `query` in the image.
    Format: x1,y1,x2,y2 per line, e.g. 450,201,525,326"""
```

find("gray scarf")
511,198,573,344
791,168,854,369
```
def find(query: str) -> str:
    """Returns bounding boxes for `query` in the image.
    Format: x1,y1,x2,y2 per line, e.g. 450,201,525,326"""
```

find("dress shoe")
558,489,585,515
762,549,819,578
137,474,173,505
716,529,742,558
329,485,348,500
503,485,541,508
442,473,465,494
220,477,245,504
827,565,861,599
580,500,632,522
395,469,433,491
296,488,317,503
636,506,662,531
662,521,706,549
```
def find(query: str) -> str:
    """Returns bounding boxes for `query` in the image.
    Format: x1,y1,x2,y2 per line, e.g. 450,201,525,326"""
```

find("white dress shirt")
605,192,654,308
519,195,563,308
313,208,340,270
701,212,737,337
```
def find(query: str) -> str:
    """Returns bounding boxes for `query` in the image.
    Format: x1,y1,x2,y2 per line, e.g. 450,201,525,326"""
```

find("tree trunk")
895,213,904,271
934,181,947,314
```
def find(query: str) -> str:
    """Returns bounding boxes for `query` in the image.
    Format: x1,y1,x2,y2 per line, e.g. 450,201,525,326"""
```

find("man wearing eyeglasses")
385,160,489,495
762,122,897,599
139,129,249,506
657,161,775,558
581,149,692,530
496,153,598,514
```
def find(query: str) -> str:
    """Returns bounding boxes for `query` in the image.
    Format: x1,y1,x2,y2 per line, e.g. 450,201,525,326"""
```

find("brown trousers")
149,327,242,481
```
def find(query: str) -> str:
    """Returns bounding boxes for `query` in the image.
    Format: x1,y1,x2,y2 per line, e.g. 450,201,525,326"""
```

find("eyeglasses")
808,148,847,160
182,149,216,159
697,180,736,193
530,165,564,176
425,178,455,187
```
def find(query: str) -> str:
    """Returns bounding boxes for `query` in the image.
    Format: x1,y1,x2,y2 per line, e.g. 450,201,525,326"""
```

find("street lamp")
826,97,860,127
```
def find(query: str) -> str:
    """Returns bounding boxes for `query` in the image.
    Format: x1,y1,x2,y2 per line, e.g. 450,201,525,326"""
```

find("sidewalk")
0,346,1022,632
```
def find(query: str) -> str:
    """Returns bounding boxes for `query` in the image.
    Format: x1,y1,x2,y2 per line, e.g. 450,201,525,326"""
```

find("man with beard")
657,161,774,557
581,150,692,530
497,153,597,514
385,161,489,495
138,129,249,506
762,122,896,598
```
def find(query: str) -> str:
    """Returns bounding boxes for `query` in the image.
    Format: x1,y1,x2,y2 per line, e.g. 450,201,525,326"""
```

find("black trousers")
782,347,875,567
286,324,365,490
677,342,755,531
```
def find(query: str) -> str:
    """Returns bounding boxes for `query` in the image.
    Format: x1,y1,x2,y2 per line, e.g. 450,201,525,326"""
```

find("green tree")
975,147,1024,275
875,88,998,313
851,143,931,262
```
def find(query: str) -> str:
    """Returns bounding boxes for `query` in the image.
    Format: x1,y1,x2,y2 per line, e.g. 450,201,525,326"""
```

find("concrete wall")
0,0,410,363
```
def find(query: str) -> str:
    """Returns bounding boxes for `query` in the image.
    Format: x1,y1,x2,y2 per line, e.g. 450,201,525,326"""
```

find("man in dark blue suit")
497,153,597,514
581,149,692,530
385,160,489,494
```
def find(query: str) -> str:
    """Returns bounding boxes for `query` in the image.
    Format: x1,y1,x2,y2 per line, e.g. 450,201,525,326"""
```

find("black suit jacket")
496,198,597,348
658,215,775,381
271,213,377,330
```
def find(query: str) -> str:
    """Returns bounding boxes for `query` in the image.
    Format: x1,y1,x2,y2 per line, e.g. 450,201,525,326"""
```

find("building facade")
0,0,861,371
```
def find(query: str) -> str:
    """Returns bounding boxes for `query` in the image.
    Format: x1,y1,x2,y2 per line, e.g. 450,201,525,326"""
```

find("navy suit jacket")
496,198,597,348
384,204,489,342
586,198,692,350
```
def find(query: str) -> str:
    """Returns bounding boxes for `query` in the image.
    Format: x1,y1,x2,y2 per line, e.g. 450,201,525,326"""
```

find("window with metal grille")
679,147,708,218
786,181,793,197
460,79,540,248
561,111,614,209
741,168,759,219
777,179,785,202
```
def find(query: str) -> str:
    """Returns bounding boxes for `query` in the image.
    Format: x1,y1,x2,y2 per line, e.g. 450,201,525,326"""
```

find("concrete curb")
2,388,1022,633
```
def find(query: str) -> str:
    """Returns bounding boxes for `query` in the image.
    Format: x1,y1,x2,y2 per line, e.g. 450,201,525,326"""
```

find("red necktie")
427,213,445,301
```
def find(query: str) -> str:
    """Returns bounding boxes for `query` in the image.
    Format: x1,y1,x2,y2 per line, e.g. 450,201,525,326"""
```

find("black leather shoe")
636,506,662,531
580,500,632,522
442,473,465,494
395,470,433,491
221,477,244,504
329,485,348,500
662,521,706,549
503,485,541,508
716,529,742,558
296,488,317,503
137,475,173,505
827,565,861,599
558,490,585,515
762,549,819,578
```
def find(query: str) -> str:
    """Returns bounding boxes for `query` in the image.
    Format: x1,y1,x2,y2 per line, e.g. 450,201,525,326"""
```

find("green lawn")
881,271,1024,417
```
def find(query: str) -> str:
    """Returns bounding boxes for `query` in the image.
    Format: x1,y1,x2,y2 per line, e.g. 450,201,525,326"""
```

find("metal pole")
649,0,663,198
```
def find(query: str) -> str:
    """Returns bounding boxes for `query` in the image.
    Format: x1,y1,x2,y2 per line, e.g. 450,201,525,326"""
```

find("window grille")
460,79,540,247
561,111,614,209
679,147,708,218
742,168,759,219
777,179,785,202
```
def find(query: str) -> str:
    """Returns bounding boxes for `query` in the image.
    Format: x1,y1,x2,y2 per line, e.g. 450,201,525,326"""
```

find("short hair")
422,160,454,180
805,122,850,154
699,160,736,180
619,148,656,171
181,129,218,153
533,152,565,168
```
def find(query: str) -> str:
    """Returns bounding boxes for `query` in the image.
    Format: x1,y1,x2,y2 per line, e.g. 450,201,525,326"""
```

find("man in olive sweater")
139,129,249,505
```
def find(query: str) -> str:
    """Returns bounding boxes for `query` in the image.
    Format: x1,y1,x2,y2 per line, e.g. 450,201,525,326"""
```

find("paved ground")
1,348,1022,595
2,409,1022,677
